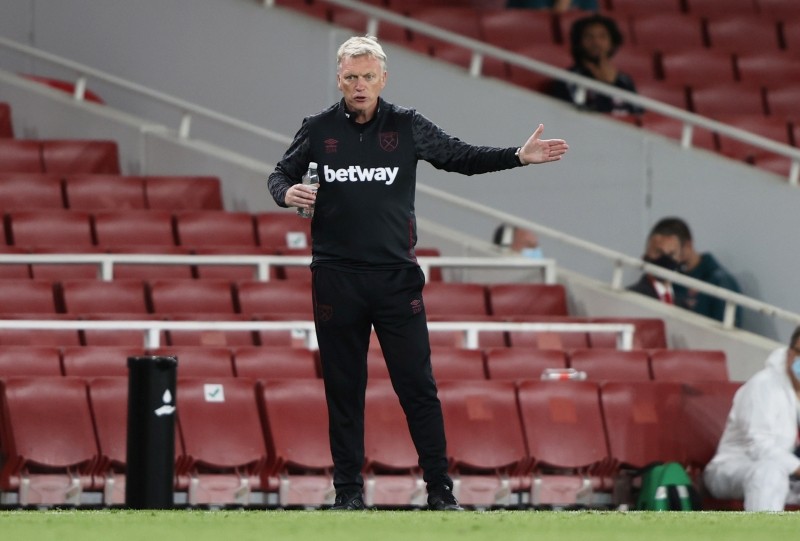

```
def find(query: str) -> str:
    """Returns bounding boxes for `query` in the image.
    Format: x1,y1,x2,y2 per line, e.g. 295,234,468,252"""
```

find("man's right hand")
285,183,317,209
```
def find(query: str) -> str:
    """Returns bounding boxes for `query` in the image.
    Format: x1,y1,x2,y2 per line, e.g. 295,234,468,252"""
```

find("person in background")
627,223,681,305
267,35,569,512
493,224,542,259
704,327,800,511
506,0,599,11
551,13,642,114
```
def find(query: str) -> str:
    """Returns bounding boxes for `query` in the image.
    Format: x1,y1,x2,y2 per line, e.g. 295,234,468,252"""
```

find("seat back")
149,279,236,315
233,346,318,380
649,349,729,382
175,211,258,249
0,140,43,173
61,279,149,316
680,380,741,469
430,347,486,380
484,347,567,381
144,176,223,210
237,280,313,318
0,279,57,315
255,212,311,250
64,175,147,210
8,210,94,248
364,379,419,471
422,282,488,317
93,210,176,248
0,173,63,210
569,349,652,382
62,346,143,377
150,347,234,378
41,140,120,174
0,346,63,377
487,283,568,317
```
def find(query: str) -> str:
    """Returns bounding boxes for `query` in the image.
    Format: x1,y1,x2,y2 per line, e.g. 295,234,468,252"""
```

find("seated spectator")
506,0,598,11
704,327,800,511
551,14,642,114
628,217,742,326
493,224,542,259
627,224,681,305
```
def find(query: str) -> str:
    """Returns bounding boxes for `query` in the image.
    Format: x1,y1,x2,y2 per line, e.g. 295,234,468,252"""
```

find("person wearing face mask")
703,327,800,511
492,224,543,260
626,227,682,306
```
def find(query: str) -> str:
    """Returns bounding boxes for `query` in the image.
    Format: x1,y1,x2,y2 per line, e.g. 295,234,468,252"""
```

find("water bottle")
297,161,319,219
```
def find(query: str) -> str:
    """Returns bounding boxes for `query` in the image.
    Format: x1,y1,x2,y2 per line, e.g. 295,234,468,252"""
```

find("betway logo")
324,165,399,186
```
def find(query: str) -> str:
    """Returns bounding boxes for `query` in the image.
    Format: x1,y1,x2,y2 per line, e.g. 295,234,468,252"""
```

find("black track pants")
311,266,451,493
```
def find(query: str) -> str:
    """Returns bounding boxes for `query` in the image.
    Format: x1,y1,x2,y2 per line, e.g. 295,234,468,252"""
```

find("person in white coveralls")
704,326,800,511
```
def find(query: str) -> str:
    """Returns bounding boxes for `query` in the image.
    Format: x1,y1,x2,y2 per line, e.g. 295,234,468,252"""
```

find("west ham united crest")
318,304,333,322
379,131,399,152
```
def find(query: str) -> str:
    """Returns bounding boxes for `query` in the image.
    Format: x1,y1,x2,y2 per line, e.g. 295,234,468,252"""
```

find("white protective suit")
703,347,800,511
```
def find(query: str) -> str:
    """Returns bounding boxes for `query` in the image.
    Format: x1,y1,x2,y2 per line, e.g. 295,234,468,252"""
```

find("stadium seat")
0,329,81,347
680,381,741,474
421,282,488,317
765,85,800,118
330,7,413,49
236,279,313,319
232,346,318,380
487,283,568,317
648,349,728,382
150,347,234,378
405,7,482,60
177,377,270,506
87,377,184,505
605,0,683,16
600,381,684,470
0,377,99,506
690,84,766,117
144,176,223,211
479,9,556,51
613,48,659,84
106,246,194,280
437,380,530,507
0,279,57,316
150,279,237,316
7,210,94,249
430,347,486,380
254,212,311,250
517,380,614,507
26,245,104,280
0,140,43,173
0,346,63,377
61,279,149,317
506,43,573,94
258,379,334,507
705,16,781,54
61,346,144,377
175,211,258,249
629,14,706,52
684,0,759,16
506,315,590,350
736,53,800,87
756,0,800,17
164,315,257,348
568,348,652,382
589,317,667,349
784,20,800,56
660,50,737,87
0,246,31,279
363,379,425,508
637,112,718,151
635,84,690,111
484,347,568,381
0,173,64,210
93,210,176,248
64,175,147,210
0,102,12,138
40,140,120,175
193,246,277,281
714,115,790,164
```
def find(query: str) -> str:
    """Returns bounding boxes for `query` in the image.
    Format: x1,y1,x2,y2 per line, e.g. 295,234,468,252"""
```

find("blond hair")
337,35,387,72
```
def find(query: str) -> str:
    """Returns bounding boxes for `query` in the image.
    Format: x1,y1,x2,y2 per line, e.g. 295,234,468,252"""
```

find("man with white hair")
704,326,800,511
268,35,568,511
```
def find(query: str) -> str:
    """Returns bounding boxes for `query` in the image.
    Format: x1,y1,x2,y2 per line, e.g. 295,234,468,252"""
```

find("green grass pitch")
1,510,797,541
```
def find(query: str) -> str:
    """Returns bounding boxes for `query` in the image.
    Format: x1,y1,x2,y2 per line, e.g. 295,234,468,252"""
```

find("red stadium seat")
7,210,94,249
144,176,223,211
680,380,741,472
0,377,99,505
0,140,43,173
0,329,80,347
165,314,256,348
660,50,737,87
484,347,568,381
149,347,235,378
149,279,237,316
329,7,413,49
487,283,568,317
736,53,800,87
232,346,318,380
405,7,482,60
507,43,573,94
93,210,176,248
630,14,706,52
0,346,63,377
363,379,425,508
175,211,258,249
690,83,766,117
506,315,590,350
0,173,64,210
0,103,12,138
271,246,311,281
517,380,614,506
568,348,652,382
64,175,146,210
638,112,718,151
193,246,277,281
0,279,57,315
106,246,194,280
430,347,486,380
756,0,800,17
714,115,790,164
765,85,800,119
61,279,149,317
61,346,144,377
237,279,313,318
255,212,311,250
0,246,30,279
177,377,269,505
40,140,120,175
27,245,103,281
438,380,530,507
479,9,556,51
606,0,683,16
705,16,781,54
784,20,800,56
613,48,659,83
636,83,690,111
258,379,334,507
649,349,729,382
589,317,667,349
684,0,759,16
422,282,488,317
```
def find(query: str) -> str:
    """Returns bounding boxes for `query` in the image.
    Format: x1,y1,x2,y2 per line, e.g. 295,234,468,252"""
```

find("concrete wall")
1,0,798,344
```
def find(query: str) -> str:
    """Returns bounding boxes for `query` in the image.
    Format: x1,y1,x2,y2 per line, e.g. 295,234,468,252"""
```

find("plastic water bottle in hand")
297,162,319,219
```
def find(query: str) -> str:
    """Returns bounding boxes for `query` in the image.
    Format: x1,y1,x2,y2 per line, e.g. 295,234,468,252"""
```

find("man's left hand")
519,124,569,165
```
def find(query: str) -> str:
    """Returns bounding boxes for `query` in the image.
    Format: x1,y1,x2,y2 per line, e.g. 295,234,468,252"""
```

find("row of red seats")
0,376,740,508
0,344,727,383
0,278,566,319
0,139,120,175
0,210,311,252
0,173,224,211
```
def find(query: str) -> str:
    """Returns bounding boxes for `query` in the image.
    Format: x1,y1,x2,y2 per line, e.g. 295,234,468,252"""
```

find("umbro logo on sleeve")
323,165,399,185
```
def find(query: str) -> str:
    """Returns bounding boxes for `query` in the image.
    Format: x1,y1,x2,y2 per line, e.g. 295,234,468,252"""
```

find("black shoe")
329,490,366,510
427,485,464,511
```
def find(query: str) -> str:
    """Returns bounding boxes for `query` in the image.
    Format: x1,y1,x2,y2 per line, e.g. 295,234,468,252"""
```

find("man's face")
580,23,613,62
337,54,386,122
647,234,684,263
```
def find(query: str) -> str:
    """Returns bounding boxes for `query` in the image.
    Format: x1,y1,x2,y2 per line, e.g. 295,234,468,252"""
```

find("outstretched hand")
518,124,569,165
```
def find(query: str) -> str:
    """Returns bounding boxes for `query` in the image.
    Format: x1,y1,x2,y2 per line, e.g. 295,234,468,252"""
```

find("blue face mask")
521,247,543,260
791,357,800,380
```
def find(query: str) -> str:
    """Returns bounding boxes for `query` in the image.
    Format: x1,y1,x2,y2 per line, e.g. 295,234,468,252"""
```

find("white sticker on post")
204,383,225,403
286,231,307,249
